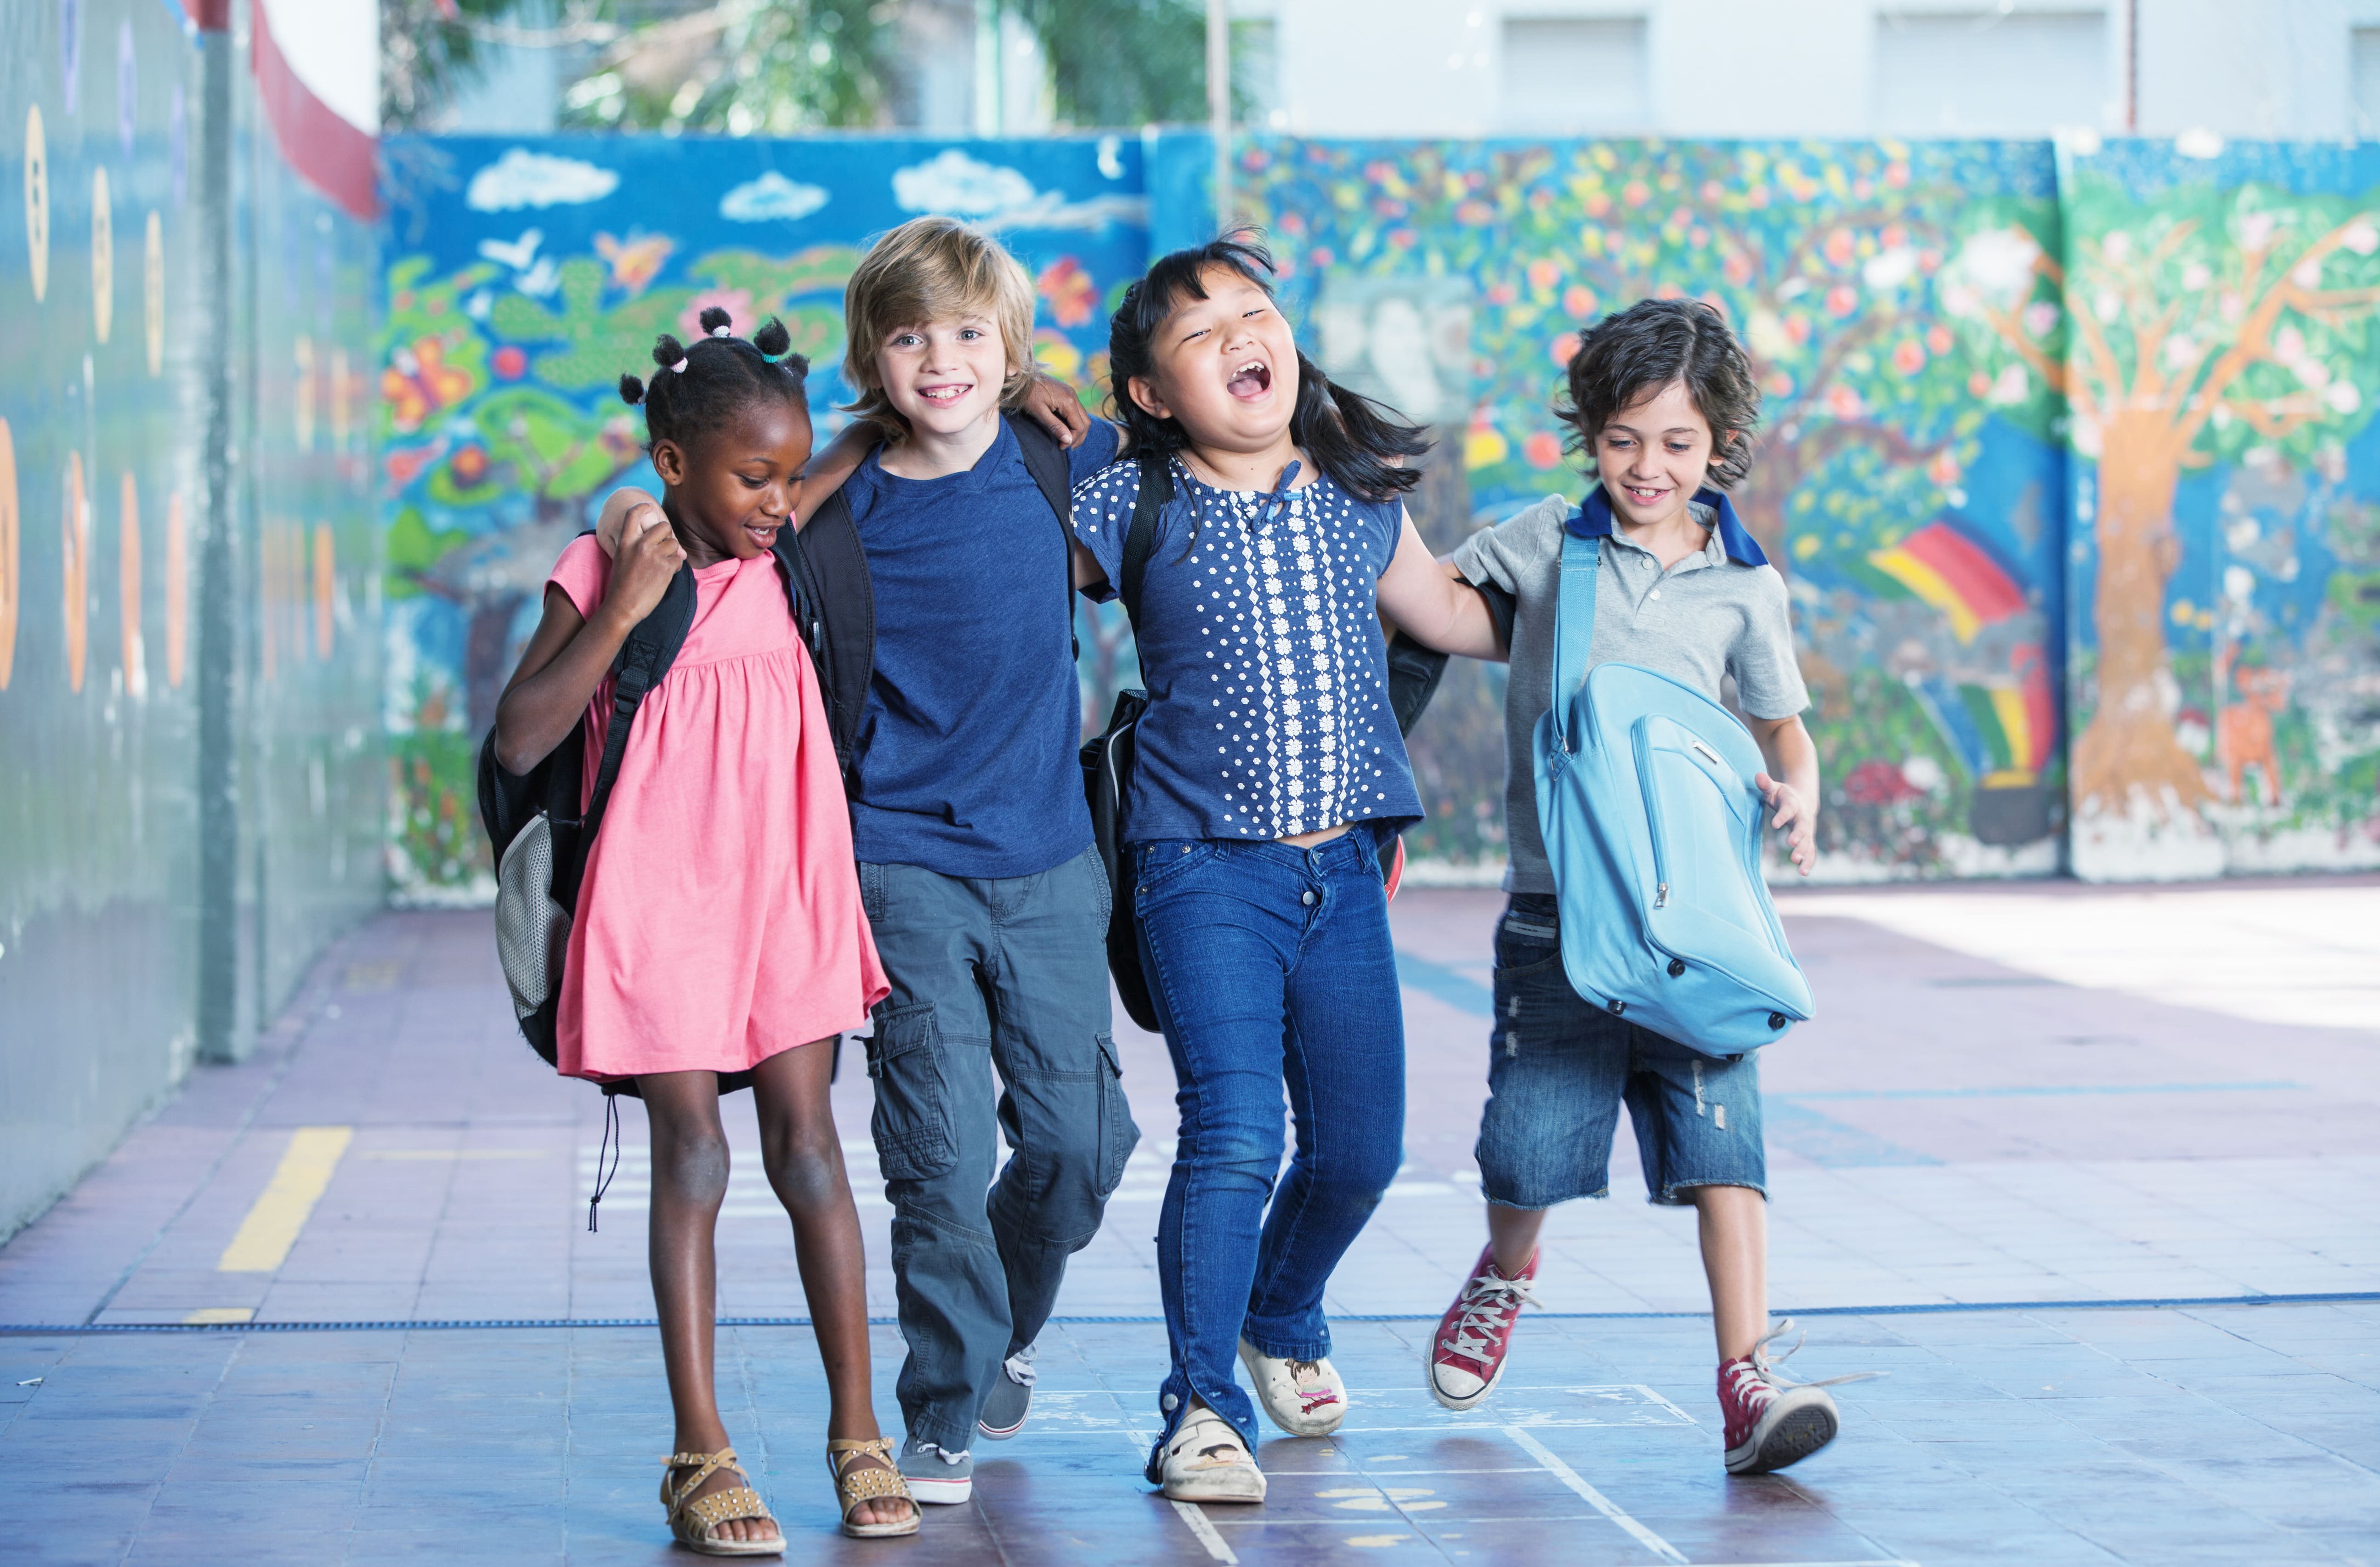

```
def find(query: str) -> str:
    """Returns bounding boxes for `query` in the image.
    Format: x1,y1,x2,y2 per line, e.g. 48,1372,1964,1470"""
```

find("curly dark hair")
1555,298,1760,489
618,306,811,452
1107,234,1428,503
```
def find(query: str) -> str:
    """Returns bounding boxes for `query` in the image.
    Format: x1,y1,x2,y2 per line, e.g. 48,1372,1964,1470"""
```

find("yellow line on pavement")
184,1308,255,1324
217,1126,353,1272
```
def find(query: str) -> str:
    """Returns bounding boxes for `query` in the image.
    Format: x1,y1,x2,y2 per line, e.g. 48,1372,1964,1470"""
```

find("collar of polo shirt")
1568,485,1770,568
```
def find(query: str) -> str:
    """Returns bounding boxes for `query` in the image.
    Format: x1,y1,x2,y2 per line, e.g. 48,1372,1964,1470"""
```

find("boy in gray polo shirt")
1406,299,1850,1476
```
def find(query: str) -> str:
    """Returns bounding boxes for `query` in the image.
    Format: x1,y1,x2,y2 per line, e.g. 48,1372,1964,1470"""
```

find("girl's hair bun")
651,333,687,369
698,305,733,336
618,373,647,407
751,316,792,356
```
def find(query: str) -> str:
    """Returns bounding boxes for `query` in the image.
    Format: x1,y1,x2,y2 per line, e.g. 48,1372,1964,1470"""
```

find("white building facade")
1230,0,2380,141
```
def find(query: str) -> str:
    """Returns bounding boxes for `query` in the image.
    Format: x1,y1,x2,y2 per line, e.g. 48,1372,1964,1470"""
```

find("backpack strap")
1119,450,1171,625
778,485,875,777
568,562,697,897
1009,413,1084,658
1550,526,1599,753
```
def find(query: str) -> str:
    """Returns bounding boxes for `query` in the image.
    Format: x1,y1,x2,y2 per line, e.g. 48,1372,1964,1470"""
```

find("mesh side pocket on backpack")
494,815,571,1023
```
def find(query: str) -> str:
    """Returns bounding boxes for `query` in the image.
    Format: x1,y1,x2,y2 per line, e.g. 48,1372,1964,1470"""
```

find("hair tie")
709,325,732,339
670,356,690,374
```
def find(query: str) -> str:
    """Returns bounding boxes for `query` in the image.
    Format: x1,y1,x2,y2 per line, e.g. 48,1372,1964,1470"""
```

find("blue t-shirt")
844,415,1120,877
1071,456,1422,844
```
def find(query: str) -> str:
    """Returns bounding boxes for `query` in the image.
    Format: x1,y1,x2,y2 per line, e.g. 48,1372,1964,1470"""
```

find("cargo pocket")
1093,1032,1139,1198
866,1003,956,1181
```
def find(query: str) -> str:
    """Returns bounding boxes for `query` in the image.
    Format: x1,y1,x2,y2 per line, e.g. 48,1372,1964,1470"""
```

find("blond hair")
841,216,1037,437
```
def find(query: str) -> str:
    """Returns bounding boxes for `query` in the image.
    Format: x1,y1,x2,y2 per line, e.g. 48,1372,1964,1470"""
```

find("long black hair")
618,306,810,452
1107,236,1428,503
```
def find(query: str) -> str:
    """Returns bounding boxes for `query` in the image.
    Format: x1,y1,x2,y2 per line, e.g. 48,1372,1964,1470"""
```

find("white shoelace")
1439,1267,1537,1363
912,1441,970,1466
1003,1346,1037,1388
1728,1318,1882,1409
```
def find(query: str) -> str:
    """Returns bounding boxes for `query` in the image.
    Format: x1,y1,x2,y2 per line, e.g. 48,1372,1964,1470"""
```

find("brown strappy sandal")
827,1437,922,1539
660,1447,783,1556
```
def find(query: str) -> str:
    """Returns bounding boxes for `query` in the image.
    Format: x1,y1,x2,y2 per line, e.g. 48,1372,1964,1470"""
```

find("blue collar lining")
1568,485,1769,568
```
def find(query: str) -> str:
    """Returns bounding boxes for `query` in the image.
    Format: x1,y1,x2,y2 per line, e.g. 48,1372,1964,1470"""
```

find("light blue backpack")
1532,528,1814,1056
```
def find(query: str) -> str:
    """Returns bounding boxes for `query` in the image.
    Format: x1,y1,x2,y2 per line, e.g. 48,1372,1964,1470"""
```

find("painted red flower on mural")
1036,257,1098,328
491,345,527,380
1843,758,1922,806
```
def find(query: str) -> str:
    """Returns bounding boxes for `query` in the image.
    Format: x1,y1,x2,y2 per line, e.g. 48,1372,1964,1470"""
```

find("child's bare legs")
1486,1203,1547,1278
1485,1185,1766,1357
1688,1183,1768,1361
642,1069,780,1547
750,1038,911,1530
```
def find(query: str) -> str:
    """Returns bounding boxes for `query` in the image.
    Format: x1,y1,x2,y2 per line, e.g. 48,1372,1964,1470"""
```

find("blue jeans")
1479,894,1767,1208
859,848,1138,1452
1132,826,1405,1471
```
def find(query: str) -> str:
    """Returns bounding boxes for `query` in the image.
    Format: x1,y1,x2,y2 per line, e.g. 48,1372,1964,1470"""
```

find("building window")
2356,27,2380,138
1874,9,2111,135
1498,17,1649,135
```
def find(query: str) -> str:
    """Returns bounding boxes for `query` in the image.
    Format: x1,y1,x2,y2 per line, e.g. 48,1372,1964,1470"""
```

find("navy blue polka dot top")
1072,455,1424,844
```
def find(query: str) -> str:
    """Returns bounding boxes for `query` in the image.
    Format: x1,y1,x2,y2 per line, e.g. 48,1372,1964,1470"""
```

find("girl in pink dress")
492,311,916,1550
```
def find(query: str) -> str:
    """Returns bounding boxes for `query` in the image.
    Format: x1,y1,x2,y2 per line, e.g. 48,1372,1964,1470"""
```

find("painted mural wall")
0,0,382,1241
380,130,2379,894
2055,140,2380,879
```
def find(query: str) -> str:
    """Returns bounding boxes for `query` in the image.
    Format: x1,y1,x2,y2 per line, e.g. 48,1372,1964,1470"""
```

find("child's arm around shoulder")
1376,509,1506,661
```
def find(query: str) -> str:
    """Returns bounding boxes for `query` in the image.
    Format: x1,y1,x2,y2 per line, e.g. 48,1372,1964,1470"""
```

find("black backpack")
474,557,761,1096
1080,453,1449,1033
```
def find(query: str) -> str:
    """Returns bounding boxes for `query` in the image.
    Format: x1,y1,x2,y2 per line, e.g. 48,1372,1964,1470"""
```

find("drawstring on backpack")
589,1091,622,1233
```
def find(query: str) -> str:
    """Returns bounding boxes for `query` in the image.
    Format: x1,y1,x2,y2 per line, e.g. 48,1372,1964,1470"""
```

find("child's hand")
1021,373,1093,448
594,489,663,558
1755,771,1817,876
605,507,684,626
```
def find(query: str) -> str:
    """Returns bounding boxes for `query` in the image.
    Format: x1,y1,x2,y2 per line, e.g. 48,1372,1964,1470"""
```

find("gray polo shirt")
1451,491,1810,894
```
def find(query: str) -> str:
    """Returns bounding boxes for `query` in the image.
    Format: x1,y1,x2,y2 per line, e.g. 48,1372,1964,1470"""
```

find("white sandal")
1159,1404,1267,1504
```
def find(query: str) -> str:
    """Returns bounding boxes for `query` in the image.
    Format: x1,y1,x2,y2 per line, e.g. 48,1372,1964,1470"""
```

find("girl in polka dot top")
1061,237,1501,1504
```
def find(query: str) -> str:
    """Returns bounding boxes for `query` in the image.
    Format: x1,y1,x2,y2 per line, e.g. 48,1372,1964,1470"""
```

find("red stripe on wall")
182,0,231,29
250,6,379,220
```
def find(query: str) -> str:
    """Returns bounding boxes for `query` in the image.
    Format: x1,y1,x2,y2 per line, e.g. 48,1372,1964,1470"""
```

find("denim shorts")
1476,894,1767,1208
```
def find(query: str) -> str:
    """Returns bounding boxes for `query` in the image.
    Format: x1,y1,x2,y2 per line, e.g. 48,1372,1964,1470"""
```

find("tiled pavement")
4,879,2378,1564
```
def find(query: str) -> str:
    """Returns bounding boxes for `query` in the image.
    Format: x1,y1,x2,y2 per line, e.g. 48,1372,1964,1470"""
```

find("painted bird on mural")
594,232,674,293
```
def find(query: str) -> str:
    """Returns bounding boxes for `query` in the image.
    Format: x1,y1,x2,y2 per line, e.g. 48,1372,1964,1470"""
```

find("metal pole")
1207,0,1230,233
195,22,242,1062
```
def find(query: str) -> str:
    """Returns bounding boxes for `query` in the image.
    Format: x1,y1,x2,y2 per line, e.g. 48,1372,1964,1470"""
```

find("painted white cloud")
466,148,620,213
892,149,1037,217
719,171,830,223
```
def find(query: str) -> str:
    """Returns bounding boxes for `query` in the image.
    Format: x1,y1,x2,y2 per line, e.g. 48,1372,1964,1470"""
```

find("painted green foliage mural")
1228,137,2071,876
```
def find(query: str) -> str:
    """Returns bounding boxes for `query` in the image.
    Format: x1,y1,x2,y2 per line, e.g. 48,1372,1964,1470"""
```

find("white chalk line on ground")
1171,1499,1241,1563
1505,1425,1690,1564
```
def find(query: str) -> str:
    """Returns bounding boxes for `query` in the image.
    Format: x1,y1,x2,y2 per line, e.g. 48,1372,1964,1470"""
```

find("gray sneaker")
898,1437,973,1505
977,1346,1037,1440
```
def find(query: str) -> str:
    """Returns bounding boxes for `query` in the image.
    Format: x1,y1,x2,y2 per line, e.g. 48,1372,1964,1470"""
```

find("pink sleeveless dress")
546,536,887,1082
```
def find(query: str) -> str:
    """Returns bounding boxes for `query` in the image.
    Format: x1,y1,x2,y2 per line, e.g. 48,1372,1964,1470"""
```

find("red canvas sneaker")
1427,1244,1538,1411
1719,1320,1872,1475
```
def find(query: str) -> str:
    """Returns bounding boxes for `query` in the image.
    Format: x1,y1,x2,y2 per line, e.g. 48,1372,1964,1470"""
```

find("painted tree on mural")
2044,171,2380,822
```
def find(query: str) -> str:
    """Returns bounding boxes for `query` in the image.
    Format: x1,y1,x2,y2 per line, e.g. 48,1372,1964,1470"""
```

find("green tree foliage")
559,0,897,133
